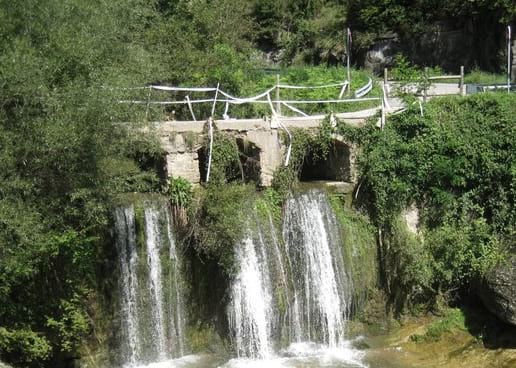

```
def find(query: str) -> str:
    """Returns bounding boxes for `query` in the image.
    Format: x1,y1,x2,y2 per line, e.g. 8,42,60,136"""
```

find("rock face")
364,37,399,74
477,254,516,326
364,21,505,74
401,204,419,235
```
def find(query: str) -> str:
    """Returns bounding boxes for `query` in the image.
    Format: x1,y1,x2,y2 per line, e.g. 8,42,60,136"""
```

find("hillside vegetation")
0,1,515,367
347,94,516,312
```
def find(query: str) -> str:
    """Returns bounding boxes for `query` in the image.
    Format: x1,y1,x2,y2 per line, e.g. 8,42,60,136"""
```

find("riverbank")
360,308,516,368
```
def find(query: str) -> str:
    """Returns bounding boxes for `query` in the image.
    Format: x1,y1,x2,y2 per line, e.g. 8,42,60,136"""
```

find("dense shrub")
345,93,516,311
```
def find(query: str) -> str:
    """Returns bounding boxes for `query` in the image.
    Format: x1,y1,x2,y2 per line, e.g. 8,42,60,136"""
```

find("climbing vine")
201,126,242,186
189,184,256,275
271,116,334,198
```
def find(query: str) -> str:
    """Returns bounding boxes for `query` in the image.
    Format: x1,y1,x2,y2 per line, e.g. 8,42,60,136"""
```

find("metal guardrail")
354,78,373,98
466,83,516,94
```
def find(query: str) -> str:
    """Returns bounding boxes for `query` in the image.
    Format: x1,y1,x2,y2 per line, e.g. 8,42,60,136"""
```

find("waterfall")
115,207,141,366
114,202,186,367
144,207,169,360
228,236,273,359
165,210,186,356
227,189,353,359
283,190,352,347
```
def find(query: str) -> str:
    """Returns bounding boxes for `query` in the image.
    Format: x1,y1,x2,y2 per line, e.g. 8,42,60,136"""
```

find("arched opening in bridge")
235,138,261,184
197,138,261,184
131,145,168,185
300,139,351,182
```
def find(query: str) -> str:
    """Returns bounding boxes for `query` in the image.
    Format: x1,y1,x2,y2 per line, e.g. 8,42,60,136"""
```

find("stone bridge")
155,109,379,188
141,75,483,188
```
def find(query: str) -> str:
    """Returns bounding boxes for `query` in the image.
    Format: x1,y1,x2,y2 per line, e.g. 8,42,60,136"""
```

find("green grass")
228,66,380,118
410,308,466,342
464,69,507,85
145,66,379,120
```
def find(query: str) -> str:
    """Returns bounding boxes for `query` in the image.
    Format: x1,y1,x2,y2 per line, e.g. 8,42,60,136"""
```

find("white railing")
117,78,377,121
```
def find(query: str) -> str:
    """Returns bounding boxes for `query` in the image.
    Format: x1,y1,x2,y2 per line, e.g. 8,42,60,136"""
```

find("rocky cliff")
477,254,516,326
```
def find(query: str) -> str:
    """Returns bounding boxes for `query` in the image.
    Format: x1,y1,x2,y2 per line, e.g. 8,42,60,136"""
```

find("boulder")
477,254,516,326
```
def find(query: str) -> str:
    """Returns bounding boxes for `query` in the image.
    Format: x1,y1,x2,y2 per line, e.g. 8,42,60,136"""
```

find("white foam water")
283,190,352,347
115,202,187,367
228,237,273,358
227,190,363,366
115,207,141,366
144,207,169,361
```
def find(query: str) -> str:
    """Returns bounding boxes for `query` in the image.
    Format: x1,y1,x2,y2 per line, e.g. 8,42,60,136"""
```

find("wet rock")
477,254,516,326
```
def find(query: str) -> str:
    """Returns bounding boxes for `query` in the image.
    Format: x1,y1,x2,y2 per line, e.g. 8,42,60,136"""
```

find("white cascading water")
228,236,273,359
165,210,186,356
224,190,363,368
114,202,187,367
144,207,169,361
283,190,351,347
115,207,141,366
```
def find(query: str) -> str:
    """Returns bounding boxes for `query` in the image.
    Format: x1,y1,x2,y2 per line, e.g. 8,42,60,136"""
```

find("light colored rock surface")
244,129,284,186
365,38,398,74
166,151,201,183
159,129,203,183
402,204,420,234
427,83,461,96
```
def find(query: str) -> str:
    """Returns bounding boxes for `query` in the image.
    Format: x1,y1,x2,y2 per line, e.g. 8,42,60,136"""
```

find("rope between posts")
269,97,380,104
119,97,381,105
266,92,277,116
223,101,230,120
218,87,276,104
277,81,349,89
151,85,217,92
338,81,350,98
186,95,196,122
281,102,308,117
382,83,391,111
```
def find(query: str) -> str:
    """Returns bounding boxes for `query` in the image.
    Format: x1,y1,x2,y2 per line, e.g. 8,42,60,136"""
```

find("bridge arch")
197,136,262,184
300,135,355,183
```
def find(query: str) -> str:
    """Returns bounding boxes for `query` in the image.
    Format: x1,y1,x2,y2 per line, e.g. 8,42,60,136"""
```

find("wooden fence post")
384,68,388,85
